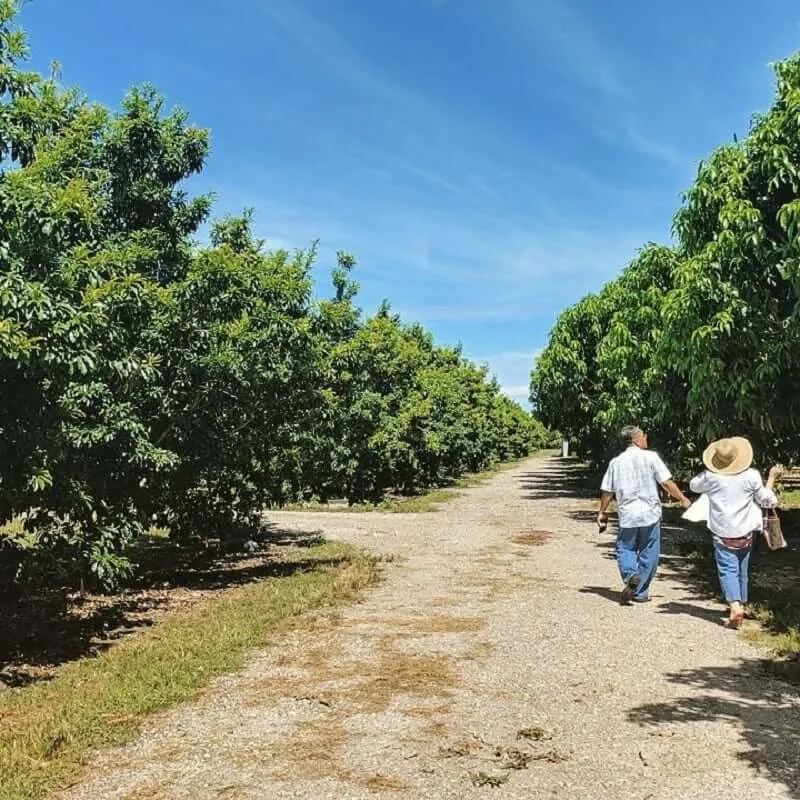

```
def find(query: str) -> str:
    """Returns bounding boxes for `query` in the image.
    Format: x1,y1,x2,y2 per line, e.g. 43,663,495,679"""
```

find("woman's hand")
767,464,784,492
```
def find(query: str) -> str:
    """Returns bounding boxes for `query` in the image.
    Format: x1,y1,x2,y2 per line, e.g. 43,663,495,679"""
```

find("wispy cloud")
623,128,684,166
500,0,628,99
474,350,542,367
222,183,654,333
235,193,652,321
207,0,674,377
490,0,688,166
244,0,666,215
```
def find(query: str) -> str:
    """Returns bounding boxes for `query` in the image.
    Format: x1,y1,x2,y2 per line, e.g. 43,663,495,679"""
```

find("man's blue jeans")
712,537,752,604
616,522,661,600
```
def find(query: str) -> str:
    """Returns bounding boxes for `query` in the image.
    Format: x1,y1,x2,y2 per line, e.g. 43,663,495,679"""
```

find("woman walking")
689,437,781,628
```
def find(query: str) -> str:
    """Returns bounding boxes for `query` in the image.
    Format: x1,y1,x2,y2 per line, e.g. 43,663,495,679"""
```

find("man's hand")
662,479,691,510
598,491,613,531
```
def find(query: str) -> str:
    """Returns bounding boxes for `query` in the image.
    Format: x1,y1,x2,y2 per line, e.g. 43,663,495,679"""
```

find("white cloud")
623,127,684,167
221,193,654,330
476,350,541,364
501,384,533,406
474,353,542,409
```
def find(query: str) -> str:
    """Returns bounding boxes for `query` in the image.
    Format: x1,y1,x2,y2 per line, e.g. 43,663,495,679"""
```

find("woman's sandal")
725,612,744,629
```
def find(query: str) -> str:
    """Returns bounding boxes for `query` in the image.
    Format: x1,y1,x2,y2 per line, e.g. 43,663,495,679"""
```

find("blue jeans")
713,538,752,604
616,523,661,600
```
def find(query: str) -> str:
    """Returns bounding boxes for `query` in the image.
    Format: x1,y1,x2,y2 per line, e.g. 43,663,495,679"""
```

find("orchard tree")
152,213,323,540
0,5,209,588
530,292,612,462
661,54,800,463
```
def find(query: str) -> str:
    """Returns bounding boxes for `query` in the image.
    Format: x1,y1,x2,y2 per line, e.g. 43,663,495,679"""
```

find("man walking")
597,425,690,604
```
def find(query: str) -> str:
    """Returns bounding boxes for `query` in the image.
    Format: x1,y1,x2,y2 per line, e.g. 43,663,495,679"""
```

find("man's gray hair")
620,425,643,447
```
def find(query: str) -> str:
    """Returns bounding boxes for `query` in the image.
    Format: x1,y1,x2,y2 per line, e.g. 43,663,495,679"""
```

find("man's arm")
598,464,614,527
661,479,691,509
597,490,614,527
652,453,691,509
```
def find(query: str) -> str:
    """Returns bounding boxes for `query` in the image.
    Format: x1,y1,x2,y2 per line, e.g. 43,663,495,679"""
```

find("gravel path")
59,455,800,799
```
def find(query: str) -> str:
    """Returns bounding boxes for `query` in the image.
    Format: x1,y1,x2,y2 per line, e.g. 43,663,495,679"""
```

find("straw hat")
702,436,753,475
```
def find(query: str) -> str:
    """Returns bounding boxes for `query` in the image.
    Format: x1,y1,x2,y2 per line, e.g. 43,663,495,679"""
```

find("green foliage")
530,291,611,462
0,8,201,588
532,51,800,473
304,290,543,504
0,5,548,593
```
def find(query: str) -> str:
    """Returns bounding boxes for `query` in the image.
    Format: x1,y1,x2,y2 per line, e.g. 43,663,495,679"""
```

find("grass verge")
679,506,800,683
284,451,556,514
740,528,800,682
0,540,380,800
778,488,800,508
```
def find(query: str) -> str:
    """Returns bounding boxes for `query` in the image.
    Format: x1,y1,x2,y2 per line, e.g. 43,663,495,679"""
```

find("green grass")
283,451,554,514
679,506,800,683
0,541,380,800
739,533,800,682
743,602,800,661
778,488,800,508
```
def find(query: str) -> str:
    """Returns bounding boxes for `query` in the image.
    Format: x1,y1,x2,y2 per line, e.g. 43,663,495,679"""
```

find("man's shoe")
620,574,641,604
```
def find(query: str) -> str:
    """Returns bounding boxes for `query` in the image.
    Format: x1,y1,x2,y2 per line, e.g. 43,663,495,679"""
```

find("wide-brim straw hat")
702,436,753,476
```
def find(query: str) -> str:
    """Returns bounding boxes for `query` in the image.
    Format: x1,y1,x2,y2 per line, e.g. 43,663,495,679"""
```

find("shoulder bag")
763,507,787,551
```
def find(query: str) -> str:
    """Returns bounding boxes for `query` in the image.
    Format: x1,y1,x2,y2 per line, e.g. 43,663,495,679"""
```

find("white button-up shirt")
601,446,672,528
689,468,777,538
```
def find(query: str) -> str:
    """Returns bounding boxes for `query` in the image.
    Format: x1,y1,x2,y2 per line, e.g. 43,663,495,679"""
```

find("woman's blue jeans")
713,537,752,604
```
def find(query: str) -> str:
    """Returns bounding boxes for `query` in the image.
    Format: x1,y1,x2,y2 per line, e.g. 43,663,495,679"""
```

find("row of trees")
531,52,800,474
0,3,551,593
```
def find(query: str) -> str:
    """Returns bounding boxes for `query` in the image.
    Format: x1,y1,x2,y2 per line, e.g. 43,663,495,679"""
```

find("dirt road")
60,456,800,799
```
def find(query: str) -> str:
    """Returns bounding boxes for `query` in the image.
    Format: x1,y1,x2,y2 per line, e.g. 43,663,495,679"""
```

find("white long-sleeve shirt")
689,468,777,539
600,446,672,528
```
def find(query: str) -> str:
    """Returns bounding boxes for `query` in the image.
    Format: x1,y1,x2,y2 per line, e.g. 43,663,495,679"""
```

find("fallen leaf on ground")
517,726,552,741
470,771,509,787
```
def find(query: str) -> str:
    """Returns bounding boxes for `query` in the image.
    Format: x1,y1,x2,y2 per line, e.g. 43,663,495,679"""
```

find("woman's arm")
689,472,710,494
766,465,782,491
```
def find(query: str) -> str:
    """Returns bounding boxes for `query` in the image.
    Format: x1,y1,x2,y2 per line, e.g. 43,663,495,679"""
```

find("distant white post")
561,440,569,458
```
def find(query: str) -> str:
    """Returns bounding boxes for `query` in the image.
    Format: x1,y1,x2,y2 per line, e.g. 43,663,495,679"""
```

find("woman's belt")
715,532,754,550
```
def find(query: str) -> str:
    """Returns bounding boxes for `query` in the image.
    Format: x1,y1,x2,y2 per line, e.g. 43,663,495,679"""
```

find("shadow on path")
578,585,623,604
629,661,800,797
0,523,332,688
519,456,599,500
537,454,800,796
655,600,726,625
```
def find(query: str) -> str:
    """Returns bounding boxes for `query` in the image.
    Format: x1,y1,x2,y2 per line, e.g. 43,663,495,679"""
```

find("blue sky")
20,0,800,405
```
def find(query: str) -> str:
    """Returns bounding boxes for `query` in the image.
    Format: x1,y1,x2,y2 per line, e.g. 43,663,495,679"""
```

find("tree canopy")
0,2,551,594
532,52,800,474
